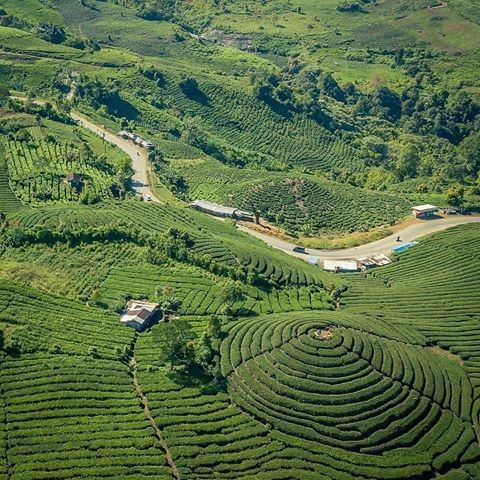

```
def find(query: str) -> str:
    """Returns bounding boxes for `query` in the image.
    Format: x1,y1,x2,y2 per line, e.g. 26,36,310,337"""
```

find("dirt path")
10,96,159,202
238,215,480,262
427,1,447,10
128,349,180,480
70,113,160,202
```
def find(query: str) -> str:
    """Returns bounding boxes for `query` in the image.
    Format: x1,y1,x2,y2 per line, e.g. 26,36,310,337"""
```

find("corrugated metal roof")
323,260,359,272
190,200,237,216
412,204,437,212
358,254,391,267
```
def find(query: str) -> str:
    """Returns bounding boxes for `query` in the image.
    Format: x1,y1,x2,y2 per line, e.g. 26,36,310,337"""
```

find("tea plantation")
2,115,131,205
0,0,480,478
173,157,410,235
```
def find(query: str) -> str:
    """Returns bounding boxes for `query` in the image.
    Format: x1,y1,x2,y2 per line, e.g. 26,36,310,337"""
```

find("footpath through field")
238,215,480,261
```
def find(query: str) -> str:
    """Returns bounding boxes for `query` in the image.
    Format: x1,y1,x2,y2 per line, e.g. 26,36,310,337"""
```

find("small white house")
120,301,160,331
323,260,359,273
412,204,437,218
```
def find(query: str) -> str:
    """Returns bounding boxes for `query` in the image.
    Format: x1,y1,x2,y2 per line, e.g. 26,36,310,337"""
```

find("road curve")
71,112,160,202
14,97,479,260
238,215,480,261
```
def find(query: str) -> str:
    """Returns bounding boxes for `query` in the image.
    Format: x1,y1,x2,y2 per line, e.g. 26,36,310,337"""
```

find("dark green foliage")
36,22,66,44
76,79,139,119
153,318,196,369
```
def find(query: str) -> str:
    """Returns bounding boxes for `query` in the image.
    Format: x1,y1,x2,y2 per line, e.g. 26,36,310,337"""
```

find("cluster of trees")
251,57,479,147
151,154,187,195
8,96,72,125
138,65,166,87
153,315,223,378
249,57,479,192
76,79,139,119
0,11,99,50
133,0,176,21
337,0,371,13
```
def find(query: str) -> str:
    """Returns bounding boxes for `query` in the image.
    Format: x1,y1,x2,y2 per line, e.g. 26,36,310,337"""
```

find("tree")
459,132,480,176
219,281,245,314
395,144,420,180
0,85,10,106
37,23,66,44
156,284,182,314
446,183,465,209
196,316,224,380
88,346,99,358
196,315,222,365
372,85,402,122
153,318,195,370
179,77,200,97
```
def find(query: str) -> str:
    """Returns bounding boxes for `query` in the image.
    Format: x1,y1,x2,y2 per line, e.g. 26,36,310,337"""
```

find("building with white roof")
412,204,438,218
120,301,160,331
323,260,359,273
189,199,253,221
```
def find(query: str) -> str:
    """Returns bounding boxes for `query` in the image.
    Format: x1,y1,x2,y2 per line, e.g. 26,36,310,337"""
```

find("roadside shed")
190,199,253,221
357,254,391,270
323,260,359,273
412,204,438,218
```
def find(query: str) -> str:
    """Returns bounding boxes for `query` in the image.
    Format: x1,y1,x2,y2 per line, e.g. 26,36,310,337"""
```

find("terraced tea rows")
135,332,282,479
11,202,327,286
5,128,112,203
174,158,410,234
341,224,480,320
101,265,330,315
0,144,22,215
0,242,139,300
166,79,361,173
0,353,172,480
220,312,480,479
0,280,132,357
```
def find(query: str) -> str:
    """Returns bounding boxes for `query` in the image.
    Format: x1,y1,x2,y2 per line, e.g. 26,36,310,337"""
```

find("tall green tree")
446,184,465,209
153,318,195,370
219,281,245,315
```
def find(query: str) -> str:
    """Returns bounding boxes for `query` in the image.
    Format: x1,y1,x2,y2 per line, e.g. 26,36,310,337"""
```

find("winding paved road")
239,215,480,261
71,112,160,202
57,104,480,262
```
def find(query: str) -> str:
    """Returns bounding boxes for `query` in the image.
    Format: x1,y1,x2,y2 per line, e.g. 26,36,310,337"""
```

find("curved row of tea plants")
0,144,23,214
10,201,328,287
220,311,480,479
100,264,330,315
165,77,361,173
2,118,130,205
0,280,133,358
135,330,282,479
0,352,172,480
173,158,410,235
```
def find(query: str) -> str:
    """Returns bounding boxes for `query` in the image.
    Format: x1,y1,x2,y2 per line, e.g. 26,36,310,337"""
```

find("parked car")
293,246,306,254
143,194,152,202
445,208,458,214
